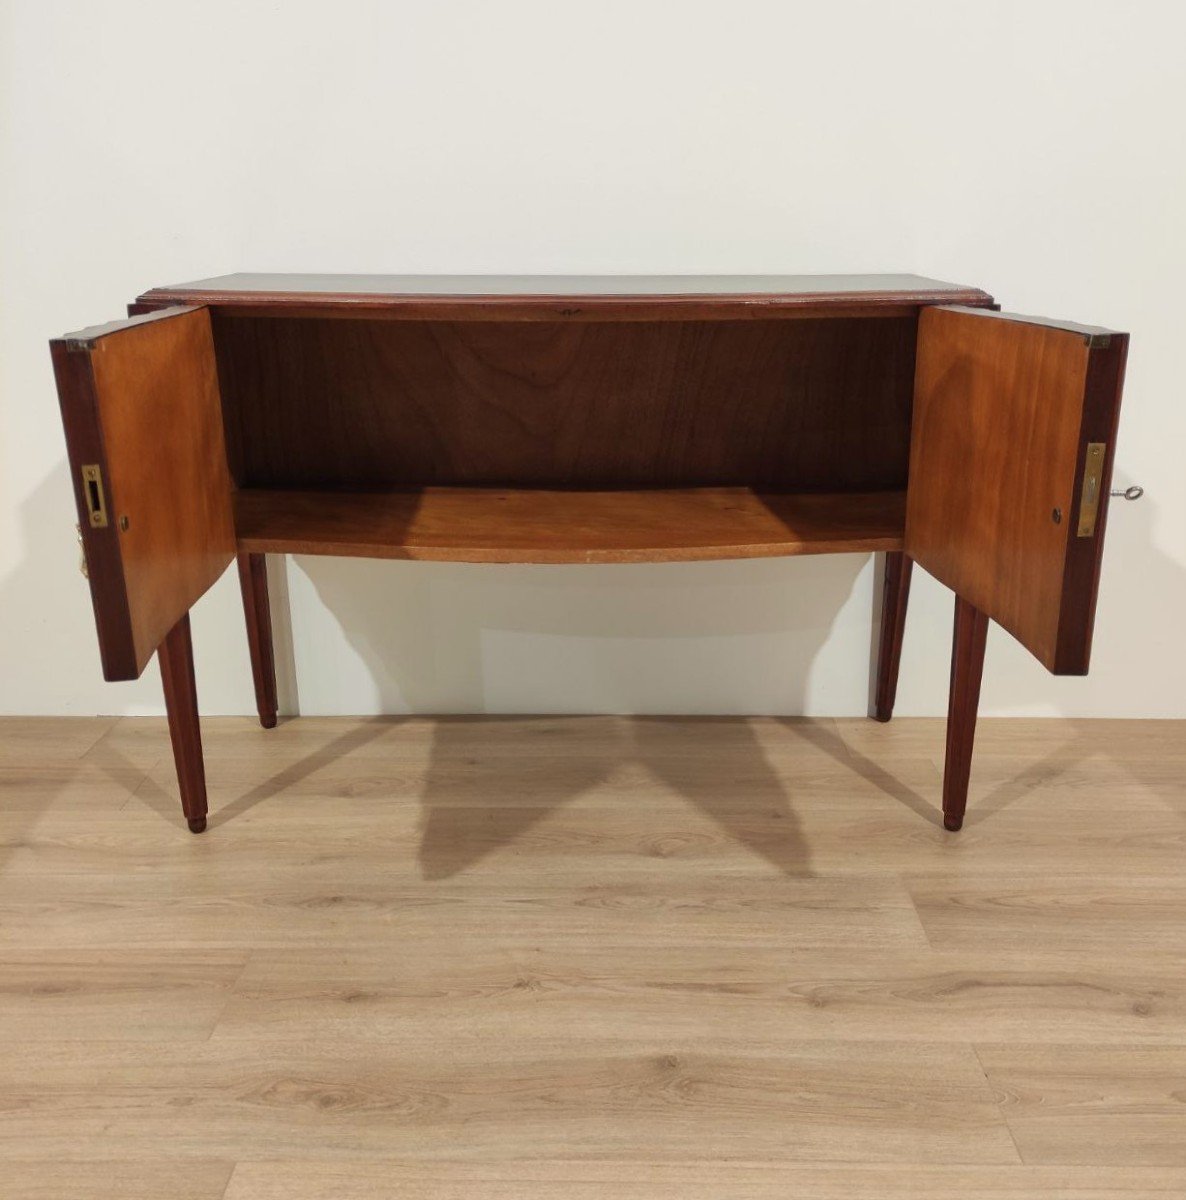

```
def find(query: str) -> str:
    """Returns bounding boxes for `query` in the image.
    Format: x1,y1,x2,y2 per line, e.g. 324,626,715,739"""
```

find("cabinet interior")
211,311,917,562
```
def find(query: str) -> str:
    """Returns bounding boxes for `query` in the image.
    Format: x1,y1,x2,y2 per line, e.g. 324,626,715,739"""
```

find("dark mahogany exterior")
237,553,278,729
158,614,209,834
47,273,1127,835
942,597,990,832
871,552,914,723
136,273,994,322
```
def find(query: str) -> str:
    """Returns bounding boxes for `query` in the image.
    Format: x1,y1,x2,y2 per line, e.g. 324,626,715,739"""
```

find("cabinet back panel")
212,315,916,491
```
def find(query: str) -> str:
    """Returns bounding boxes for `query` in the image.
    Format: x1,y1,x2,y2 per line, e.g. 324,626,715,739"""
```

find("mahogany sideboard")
50,274,1129,834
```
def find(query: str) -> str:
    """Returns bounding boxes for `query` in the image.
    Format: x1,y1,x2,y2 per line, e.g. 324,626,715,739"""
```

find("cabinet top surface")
139,273,991,313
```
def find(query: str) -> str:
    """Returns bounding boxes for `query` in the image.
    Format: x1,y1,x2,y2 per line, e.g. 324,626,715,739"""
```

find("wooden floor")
1,715,1185,1199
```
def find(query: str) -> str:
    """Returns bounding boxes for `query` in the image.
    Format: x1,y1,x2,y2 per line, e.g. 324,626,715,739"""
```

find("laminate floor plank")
1,1160,233,1200
221,1161,1186,1200
0,715,1182,1195
0,950,249,1041
0,871,930,953
977,1045,1186,1167
0,1039,1015,1165
211,945,1186,1046
0,717,117,764
7,790,1181,879
908,875,1186,958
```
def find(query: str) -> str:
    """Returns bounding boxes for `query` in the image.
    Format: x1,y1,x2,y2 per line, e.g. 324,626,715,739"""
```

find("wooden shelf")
234,487,904,564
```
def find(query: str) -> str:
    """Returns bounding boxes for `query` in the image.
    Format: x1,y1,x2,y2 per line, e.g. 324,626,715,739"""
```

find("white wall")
2,0,1183,718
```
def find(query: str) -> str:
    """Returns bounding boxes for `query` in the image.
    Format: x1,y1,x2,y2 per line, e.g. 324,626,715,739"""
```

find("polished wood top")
145,272,984,298
138,273,992,319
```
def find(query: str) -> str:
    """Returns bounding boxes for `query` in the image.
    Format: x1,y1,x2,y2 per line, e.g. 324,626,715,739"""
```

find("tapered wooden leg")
158,613,208,834
237,552,278,729
870,551,913,722
942,595,989,832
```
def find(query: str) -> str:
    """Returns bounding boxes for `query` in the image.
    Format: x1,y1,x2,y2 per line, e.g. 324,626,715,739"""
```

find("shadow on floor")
223,551,881,877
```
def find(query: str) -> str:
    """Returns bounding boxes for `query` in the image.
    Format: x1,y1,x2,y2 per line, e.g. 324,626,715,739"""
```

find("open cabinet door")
906,306,1128,675
50,307,235,681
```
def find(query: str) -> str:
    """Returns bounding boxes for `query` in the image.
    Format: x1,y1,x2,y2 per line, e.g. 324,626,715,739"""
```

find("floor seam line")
972,1042,1025,1166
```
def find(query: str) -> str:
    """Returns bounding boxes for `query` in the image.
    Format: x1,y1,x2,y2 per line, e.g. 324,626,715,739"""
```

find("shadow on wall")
291,552,869,714
281,551,870,878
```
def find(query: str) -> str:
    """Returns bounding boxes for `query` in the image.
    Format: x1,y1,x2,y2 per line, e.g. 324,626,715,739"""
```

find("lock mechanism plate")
81,464,109,529
1076,442,1106,538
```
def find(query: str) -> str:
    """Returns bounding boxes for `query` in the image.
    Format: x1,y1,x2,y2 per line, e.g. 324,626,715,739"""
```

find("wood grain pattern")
0,1041,1013,1164
236,553,278,729
37,262,1144,1189
978,1045,1186,1167
905,306,1128,674
1,1162,233,1200
207,944,1186,1048
137,272,994,322
942,596,989,831
11,719,1186,879
0,952,248,1041
908,875,1186,958
219,1164,1186,1200
50,307,235,679
213,315,918,492
233,487,905,563
158,613,209,833
870,551,913,721
0,717,115,764
1,715,1184,1194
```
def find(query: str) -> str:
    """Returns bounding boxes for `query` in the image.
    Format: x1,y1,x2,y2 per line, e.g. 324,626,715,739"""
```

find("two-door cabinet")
50,274,1129,834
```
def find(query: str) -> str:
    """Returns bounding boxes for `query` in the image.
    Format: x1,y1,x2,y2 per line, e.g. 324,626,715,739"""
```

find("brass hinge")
1076,442,1107,537
80,463,108,528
